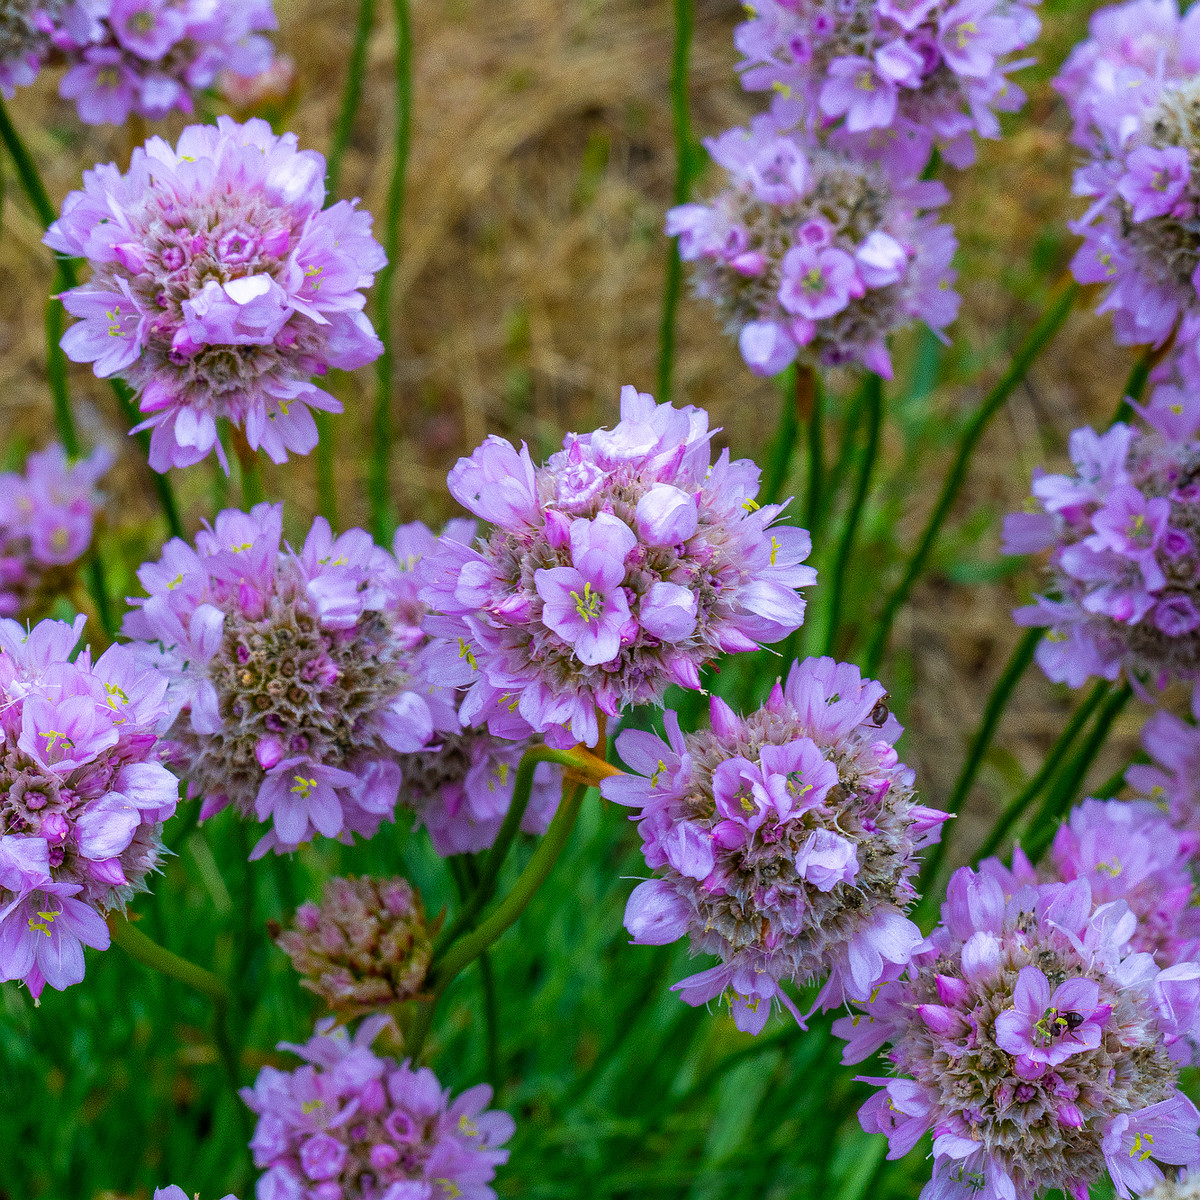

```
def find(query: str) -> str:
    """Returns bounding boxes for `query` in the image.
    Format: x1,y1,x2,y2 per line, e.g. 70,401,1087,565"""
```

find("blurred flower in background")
0,442,110,619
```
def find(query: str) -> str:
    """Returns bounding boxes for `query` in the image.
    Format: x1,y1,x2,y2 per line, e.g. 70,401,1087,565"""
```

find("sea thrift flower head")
122,504,456,859
272,877,435,1017
1027,798,1200,966
34,1,277,124
667,118,959,378
240,1016,515,1200
420,385,817,749
0,442,111,619
154,1189,238,1200
600,656,949,1033
1006,412,1200,699
0,614,179,999
838,867,1200,1200
45,116,384,473
734,0,1040,170
1058,2,1200,357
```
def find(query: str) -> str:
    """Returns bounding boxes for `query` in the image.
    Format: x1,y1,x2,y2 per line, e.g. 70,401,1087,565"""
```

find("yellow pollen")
457,638,477,670
28,909,58,937
1172,404,1185,415
570,581,604,624
106,306,126,337
650,759,668,789
231,541,253,552
742,498,761,512
50,527,69,553
97,67,121,88
290,774,318,797
801,266,826,294
770,536,781,566
167,572,184,590
39,729,74,753
104,682,130,710
1130,1132,1155,1161
955,19,977,47
496,762,510,786
459,1114,480,1137
771,81,793,98
435,1181,463,1199
856,68,876,91
301,1099,323,1114
1097,857,1122,877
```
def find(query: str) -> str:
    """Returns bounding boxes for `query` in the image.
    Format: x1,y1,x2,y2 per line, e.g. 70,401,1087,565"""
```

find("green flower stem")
1112,341,1174,426
0,98,182,539
656,0,695,403
232,433,265,507
863,283,1080,676
918,627,1043,890
761,366,802,506
971,678,1109,865
823,372,882,656
369,0,413,545
803,367,824,536
315,0,378,528
1025,682,1133,862
107,914,232,1005
435,744,615,953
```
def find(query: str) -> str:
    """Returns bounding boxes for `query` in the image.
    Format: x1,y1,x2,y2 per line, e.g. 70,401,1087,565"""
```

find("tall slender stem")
761,366,801,506
972,679,1109,864
232,431,265,507
803,368,824,536
1025,683,1132,862
0,98,182,538
107,913,232,1004
823,373,882,656
370,0,413,545
656,0,695,403
918,627,1043,888
863,283,1079,675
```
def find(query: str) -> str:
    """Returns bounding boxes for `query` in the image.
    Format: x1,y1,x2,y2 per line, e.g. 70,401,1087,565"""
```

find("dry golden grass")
0,0,1151,869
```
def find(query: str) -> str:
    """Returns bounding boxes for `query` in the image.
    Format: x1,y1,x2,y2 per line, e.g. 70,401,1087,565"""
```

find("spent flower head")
122,504,456,859
839,866,1200,1200
273,877,435,1017
46,116,384,472
668,117,958,378
419,385,816,749
241,1016,514,1200
735,0,1040,171
0,442,111,619
1005,408,1200,701
600,656,949,1033
0,615,180,999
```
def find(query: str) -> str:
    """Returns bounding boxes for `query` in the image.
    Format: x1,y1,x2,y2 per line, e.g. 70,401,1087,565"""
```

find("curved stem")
972,679,1109,864
823,373,882,656
431,779,586,989
0,97,56,226
369,0,413,545
1025,682,1132,862
761,366,802,506
325,0,377,197
863,283,1080,676
656,0,695,404
918,627,1042,888
107,913,232,1005
433,744,602,953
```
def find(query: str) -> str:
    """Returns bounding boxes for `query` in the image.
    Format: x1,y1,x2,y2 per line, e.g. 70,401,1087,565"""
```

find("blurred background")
0,0,1165,1195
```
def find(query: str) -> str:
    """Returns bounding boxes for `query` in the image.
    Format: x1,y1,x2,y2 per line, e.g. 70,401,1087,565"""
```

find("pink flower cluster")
0,615,180,999
989,800,1200,967
667,116,959,377
840,867,1200,1200
241,1016,514,1200
46,117,385,473
122,504,456,859
1126,697,1200,827
420,385,816,749
0,0,277,125
1004,404,1200,700
601,656,949,1033
388,521,562,856
0,443,111,619
1058,0,1200,372
734,0,1040,170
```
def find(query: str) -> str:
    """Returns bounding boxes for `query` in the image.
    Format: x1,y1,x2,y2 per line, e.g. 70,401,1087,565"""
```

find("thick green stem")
110,378,184,539
431,780,586,988
1112,342,1172,425
235,440,265,507
369,0,413,545
803,369,825,536
919,627,1043,888
656,0,695,403
479,950,500,1091
434,744,599,953
823,373,882,656
863,283,1080,675
0,97,55,226
107,914,232,1005
1025,683,1133,862
761,366,801,506
972,679,1109,864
